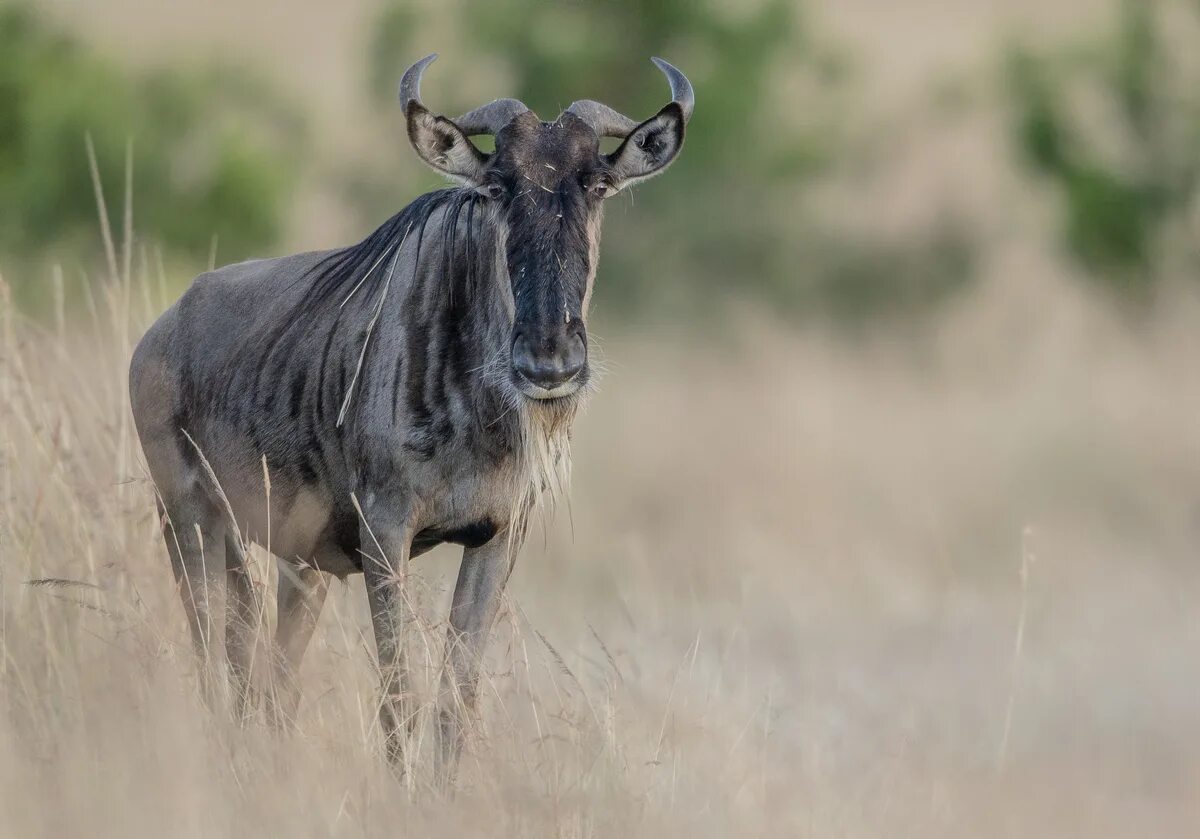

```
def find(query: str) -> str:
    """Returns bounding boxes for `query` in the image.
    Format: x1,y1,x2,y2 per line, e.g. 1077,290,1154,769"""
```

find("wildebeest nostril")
513,332,586,389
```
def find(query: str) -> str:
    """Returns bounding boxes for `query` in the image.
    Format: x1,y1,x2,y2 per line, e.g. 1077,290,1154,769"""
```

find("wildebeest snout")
511,325,586,394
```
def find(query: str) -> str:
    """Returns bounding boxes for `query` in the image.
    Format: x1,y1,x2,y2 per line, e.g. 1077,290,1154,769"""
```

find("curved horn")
400,53,529,135
399,52,438,111
564,100,639,139
454,98,530,136
564,57,695,138
650,56,694,124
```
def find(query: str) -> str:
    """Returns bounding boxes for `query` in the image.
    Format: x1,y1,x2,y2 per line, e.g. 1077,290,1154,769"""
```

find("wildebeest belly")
282,517,499,577
222,479,360,576
265,489,501,576
210,431,514,575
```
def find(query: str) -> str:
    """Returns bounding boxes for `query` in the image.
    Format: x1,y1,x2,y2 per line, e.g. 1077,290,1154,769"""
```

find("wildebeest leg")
361,519,415,768
159,496,226,706
269,564,329,727
225,531,264,722
436,538,514,784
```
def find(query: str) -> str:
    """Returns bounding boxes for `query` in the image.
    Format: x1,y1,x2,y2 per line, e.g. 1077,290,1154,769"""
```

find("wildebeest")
129,53,692,779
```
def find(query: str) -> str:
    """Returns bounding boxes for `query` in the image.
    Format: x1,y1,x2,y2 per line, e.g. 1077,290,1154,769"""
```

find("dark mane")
305,186,483,309
235,186,490,416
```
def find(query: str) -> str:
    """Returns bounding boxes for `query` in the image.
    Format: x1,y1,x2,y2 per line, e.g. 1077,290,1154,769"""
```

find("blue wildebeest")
130,54,692,778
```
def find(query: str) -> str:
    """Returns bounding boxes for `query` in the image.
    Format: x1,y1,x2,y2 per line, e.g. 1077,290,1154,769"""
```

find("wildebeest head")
399,54,693,401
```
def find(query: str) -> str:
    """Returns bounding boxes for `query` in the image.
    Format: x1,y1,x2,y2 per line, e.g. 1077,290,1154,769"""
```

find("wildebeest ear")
406,102,488,185
606,103,685,188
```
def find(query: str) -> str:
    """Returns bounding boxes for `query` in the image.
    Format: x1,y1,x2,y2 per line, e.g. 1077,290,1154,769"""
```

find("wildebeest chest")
251,411,531,575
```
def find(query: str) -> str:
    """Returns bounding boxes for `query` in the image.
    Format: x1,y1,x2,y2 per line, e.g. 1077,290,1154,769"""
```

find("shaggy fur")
128,57,691,778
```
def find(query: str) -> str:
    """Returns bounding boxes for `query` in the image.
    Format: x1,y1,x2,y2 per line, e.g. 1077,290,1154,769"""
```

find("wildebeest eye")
476,182,506,201
588,179,617,199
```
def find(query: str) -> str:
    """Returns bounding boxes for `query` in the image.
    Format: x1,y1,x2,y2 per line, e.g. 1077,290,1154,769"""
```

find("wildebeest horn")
650,57,695,124
399,53,438,112
399,53,530,136
454,99,531,136
564,57,695,138
563,100,639,139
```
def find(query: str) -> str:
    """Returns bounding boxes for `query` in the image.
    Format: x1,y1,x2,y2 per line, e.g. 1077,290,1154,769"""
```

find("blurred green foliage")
0,3,304,274
0,0,979,323
1007,0,1200,293
367,0,973,321
12,0,1197,322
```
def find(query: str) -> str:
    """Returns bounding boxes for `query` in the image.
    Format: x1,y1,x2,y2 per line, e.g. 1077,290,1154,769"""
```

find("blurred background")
10,0,1199,318
3,0,1200,836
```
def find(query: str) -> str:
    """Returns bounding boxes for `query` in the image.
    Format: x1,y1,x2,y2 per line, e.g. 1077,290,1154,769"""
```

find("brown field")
2,261,1199,837
5,1,1199,835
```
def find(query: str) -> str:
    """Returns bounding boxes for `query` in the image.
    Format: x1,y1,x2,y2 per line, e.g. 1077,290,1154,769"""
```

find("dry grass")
2,250,1199,837
4,2,1195,834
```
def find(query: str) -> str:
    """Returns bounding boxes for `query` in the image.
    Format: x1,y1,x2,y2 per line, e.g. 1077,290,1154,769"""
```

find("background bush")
5,0,1198,318
1007,0,1200,294
0,3,304,281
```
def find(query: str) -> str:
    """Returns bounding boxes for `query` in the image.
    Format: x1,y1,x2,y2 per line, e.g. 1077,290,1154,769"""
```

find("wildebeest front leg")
269,564,329,728
361,519,416,768
436,537,514,783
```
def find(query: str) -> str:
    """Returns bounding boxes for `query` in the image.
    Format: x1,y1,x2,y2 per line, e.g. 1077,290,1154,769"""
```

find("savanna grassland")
2,259,1199,837
5,0,1200,835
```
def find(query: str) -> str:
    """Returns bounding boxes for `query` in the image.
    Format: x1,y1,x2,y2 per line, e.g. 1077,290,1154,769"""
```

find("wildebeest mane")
305,186,485,309
242,187,490,399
